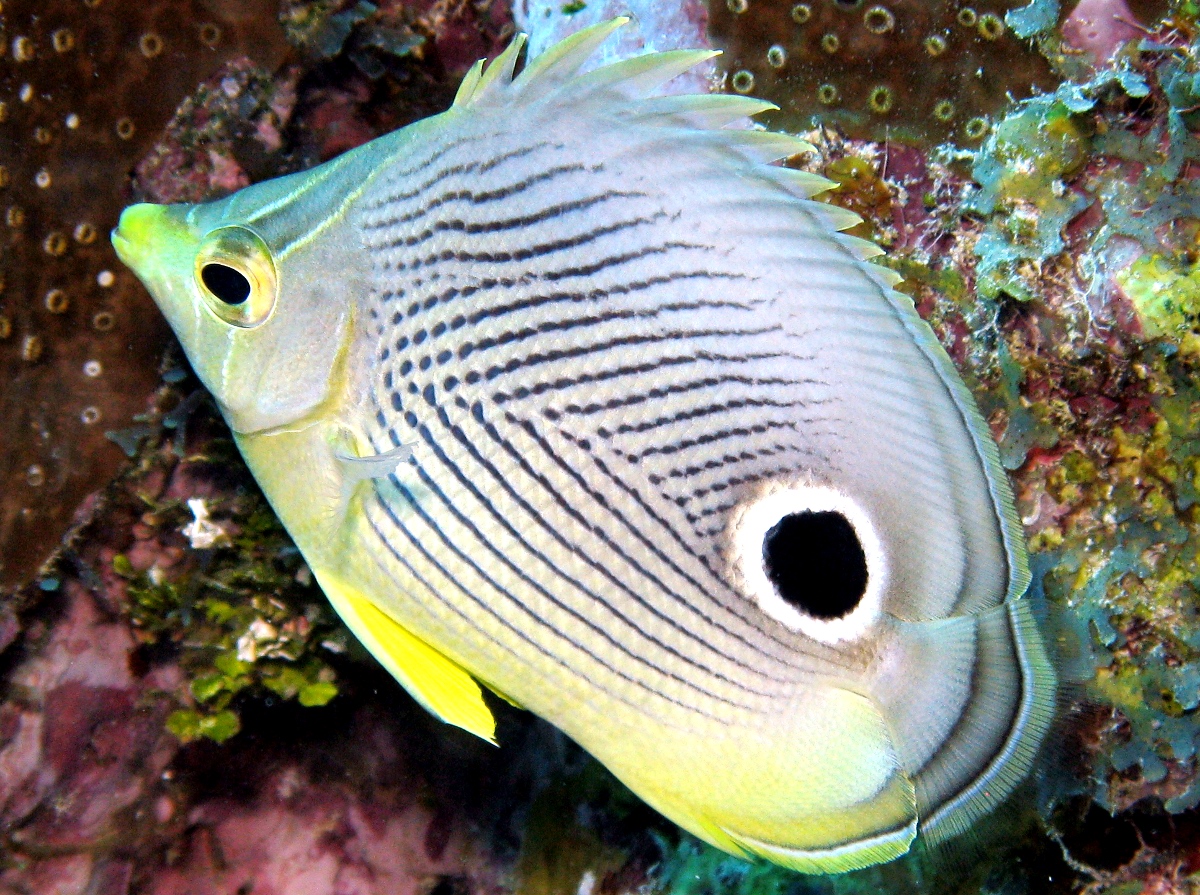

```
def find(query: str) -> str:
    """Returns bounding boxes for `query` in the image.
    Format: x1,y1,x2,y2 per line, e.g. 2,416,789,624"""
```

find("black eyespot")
762,510,868,620
201,263,251,305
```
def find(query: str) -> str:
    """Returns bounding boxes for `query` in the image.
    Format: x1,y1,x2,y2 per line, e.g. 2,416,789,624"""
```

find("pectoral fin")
335,441,415,483
317,572,496,744
332,436,416,522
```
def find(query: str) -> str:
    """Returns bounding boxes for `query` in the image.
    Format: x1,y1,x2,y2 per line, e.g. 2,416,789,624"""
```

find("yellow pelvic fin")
318,573,496,744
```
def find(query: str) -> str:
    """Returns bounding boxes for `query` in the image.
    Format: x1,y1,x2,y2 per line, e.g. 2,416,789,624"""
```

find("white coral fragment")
181,498,230,550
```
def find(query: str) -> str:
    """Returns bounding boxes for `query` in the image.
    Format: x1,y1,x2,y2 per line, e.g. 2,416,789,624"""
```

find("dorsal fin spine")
572,48,720,99
510,16,629,94
451,57,486,108
472,32,527,102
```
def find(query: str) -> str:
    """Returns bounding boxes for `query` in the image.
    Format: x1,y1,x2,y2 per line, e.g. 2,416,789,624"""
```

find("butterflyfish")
112,19,1056,874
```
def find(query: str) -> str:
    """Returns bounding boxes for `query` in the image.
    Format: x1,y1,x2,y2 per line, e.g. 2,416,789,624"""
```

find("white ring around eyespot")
729,483,887,644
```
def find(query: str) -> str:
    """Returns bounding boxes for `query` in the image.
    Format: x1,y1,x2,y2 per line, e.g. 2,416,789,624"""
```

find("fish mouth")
110,227,134,267
111,203,168,274
112,202,201,281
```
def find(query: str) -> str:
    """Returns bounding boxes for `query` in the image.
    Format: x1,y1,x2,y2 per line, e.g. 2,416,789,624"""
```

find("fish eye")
200,263,251,305
193,226,277,327
730,483,886,644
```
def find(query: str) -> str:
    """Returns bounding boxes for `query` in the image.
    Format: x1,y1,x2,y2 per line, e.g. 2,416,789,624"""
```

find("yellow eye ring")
193,226,278,328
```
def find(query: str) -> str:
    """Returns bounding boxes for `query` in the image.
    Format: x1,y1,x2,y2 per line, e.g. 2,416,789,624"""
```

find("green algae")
1116,254,1200,354
279,0,426,78
968,38,1200,317
819,154,898,244
112,409,348,745
967,99,1092,302
654,840,804,895
1032,375,1200,813
1005,0,1060,39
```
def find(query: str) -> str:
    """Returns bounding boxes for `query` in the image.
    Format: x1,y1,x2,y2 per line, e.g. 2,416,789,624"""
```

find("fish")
112,18,1056,874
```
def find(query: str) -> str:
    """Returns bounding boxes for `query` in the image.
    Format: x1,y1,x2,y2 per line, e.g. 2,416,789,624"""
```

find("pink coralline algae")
0,584,181,885
1061,0,1147,64
141,769,493,895
0,429,511,894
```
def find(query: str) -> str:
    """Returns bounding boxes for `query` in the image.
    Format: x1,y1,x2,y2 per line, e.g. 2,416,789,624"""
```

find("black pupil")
762,510,868,620
201,263,251,305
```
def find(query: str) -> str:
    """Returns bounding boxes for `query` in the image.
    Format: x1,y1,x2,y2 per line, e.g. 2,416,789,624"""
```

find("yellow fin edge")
317,572,497,744
647,796,915,873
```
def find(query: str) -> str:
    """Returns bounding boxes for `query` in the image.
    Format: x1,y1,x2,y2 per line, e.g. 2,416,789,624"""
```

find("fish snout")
111,203,196,280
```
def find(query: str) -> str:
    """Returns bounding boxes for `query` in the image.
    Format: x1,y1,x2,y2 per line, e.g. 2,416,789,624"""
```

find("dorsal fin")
572,47,720,99
510,16,629,94
461,14,1026,608
445,17,929,408
767,166,839,199
471,31,527,103
451,57,486,107
630,94,777,129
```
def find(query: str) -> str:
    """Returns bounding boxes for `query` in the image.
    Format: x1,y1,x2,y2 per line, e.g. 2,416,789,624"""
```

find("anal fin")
317,572,497,744
719,817,917,874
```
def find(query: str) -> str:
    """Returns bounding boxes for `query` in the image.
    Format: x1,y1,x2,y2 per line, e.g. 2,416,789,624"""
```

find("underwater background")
2,0,1200,891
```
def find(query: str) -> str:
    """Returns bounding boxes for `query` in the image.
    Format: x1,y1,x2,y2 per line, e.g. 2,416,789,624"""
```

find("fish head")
112,167,368,435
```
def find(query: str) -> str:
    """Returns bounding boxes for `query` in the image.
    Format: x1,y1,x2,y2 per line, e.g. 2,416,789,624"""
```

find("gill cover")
114,19,1056,874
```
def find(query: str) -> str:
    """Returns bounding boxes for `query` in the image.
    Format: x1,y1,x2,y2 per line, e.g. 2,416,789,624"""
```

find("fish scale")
113,18,1057,873
357,169,819,667
365,386,812,699
360,443,773,725
364,371,801,700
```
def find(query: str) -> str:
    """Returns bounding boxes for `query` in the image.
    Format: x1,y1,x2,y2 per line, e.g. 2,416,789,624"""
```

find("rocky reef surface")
0,0,290,590
4,1,1200,893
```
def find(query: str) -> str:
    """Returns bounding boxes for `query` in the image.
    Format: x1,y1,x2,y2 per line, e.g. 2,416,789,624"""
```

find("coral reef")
133,61,303,207
707,0,1061,145
5,1,1200,893
0,386,522,893
612,16,1200,886
517,1,1200,889
0,0,288,589
1062,0,1151,64
112,429,347,744
755,11,1200,843
512,0,715,93
814,13,1200,886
